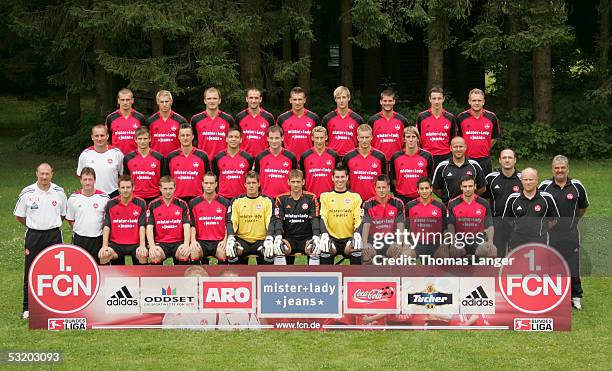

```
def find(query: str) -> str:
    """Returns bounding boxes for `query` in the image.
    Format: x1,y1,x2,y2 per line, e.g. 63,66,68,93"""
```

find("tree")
340,0,353,89
598,0,609,87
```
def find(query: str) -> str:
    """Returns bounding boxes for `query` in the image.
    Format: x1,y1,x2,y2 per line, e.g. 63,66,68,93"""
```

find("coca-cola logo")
344,279,400,313
352,287,394,304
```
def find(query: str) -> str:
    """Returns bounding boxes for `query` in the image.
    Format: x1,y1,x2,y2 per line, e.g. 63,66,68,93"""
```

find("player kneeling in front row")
445,175,496,259
361,175,408,265
189,172,232,264
226,171,290,264
99,175,148,265
146,176,192,264
316,165,362,264
274,170,321,265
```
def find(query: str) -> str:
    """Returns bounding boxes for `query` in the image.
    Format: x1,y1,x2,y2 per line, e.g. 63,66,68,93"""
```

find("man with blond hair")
322,86,364,157
147,90,188,157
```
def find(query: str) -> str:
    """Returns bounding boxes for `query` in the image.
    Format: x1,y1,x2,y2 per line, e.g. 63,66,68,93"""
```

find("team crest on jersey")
372,163,378,169
216,208,222,214
239,163,245,168
302,203,309,210
326,160,332,166
349,124,355,130
444,124,450,130
171,126,177,131
175,210,181,216
388,210,395,216
395,125,401,131
52,200,58,207
567,193,574,200
151,163,157,168
93,203,99,209
306,121,312,128
418,161,424,167
133,123,139,128
134,210,140,216
534,204,542,212
107,158,113,164
220,124,226,130
285,204,291,209
260,123,267,129
193,162,199,167
476,209,482,215
484,123,491,130
283,162,289,167
466,170,473,176
345,198,351,204
256,204,262,210
513,185,520,192
432,209,438,216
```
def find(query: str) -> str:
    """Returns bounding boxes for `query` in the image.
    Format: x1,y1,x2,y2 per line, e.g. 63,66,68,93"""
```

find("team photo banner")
28,244,570,331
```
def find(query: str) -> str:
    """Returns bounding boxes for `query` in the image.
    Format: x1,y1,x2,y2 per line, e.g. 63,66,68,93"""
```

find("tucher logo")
344,278,400,314
141,277,198,314
408,284,452,308
105,277,140,314
48,318,87,330
403,277,459,315
200,277,256,313
514,318,553,331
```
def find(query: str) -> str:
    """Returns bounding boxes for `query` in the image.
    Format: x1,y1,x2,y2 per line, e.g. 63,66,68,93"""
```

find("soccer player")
166,124,210,203
322,86,365,157
432,136,486,204
416,86,458,168
299,126,340,197
318,165,362,265
274,170,321,265
147,90,188,157
368,89,409,161
146,176,191,265
277,86,321,155
360,175,406,265
389,126,434,206
456,88,500,176
539,155,589,309
447,175,495,258
66,167,109,264
99,175,148,265
485,149,522,257
235,88,275,157
211,126,254,199
14,163,67,319
189,172,232,264
77,124,124,198
502,167,559,249
123,126,164,204
191,87,235,159
343,124,387,201
254,126,298,198
405,177,448,257
225,171,278,264
105,88,146,155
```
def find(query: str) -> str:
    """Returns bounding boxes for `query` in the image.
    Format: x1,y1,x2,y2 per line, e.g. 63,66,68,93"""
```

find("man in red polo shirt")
99,175,148,265
457,88,500,176
277,86,320,155
254,126,298,198
235,88,275,157
191,87,235,159
405,177,448,257
211,126,254,199
123,126,164,204
147,90,188,157
368,89,409,161
389,126,434,206
322,86,365,157
146,176,191,264
299,126,340,197
166,124,210,203
106,88,146,155
343,124,386,201
416,86,457,168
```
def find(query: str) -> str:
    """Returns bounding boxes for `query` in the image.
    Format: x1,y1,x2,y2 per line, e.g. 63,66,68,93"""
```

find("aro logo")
200,277,256,313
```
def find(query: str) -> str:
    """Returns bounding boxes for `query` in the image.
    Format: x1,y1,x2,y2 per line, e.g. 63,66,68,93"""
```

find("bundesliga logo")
353,287,394,304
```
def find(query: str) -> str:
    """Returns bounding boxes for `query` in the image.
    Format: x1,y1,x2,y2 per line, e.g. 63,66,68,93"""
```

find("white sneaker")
571,297,582,310
21,311,29,320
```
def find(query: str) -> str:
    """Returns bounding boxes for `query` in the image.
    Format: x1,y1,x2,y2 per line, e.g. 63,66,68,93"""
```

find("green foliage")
496,108,559,160
351,0,412,48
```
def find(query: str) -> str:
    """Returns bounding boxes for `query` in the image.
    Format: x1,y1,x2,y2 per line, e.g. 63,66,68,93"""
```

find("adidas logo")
447,172,453,177
494,185,500,189
107,286,138,306
516,205,523,210
462,285,493,306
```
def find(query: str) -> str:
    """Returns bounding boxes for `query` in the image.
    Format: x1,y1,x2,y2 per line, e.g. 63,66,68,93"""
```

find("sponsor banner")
343,277,400,314
27,244,571,331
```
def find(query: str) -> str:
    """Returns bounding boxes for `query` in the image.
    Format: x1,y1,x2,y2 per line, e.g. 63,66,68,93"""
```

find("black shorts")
197,239,221,257
109,242,141,265
234,237,272,264
285,237,310,254
320,236,351,258
73,234,102,263
158,242,182,258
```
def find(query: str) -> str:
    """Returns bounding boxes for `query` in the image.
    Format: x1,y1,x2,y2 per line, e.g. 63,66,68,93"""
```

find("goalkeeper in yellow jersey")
314,164,362,264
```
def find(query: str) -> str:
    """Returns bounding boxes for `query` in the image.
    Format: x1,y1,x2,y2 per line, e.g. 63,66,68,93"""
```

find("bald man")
432,136,486,204
502,167,559,250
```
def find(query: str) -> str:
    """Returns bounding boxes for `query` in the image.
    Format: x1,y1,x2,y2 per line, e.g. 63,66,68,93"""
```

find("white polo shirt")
66,189,110,237
14,182,67,230
77,146,124,194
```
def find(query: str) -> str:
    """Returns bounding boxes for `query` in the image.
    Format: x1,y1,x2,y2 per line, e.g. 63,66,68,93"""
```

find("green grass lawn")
0,96,610,370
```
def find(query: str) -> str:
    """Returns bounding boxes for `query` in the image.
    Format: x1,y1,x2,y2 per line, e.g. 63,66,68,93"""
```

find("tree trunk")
282,29,292,103
151,30,164,57
298,0,313,95
65,55,81,131
427,47,443,90
599,0,609,86
363,46,380,110
533,47,552,124
506,12,521,110
340,0,353,89
95,36,113,122
240,34,263,89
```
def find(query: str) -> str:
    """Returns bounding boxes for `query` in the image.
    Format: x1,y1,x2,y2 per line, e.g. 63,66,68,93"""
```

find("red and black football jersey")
277,109,320,155
368,112,409,160
405,199,447,244
104,196,147,245
190,110,235,159
147,197,191,243
211,150,254,199
235,108,275,157
362,195,405,240
146,111,188,157
447,194,493,234
416,109,457,156
106,109,146,155
343,148,386,201
456,109,500,159
166,148,210,199
123,150,164,199
189,195,231,241
299,148,340,197
389,149,434,199
254,149,298,198
321,109,364,156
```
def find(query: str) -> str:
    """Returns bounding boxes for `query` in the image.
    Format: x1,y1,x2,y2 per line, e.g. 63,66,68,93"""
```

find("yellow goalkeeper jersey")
319,189,362,239
229,194,274,243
